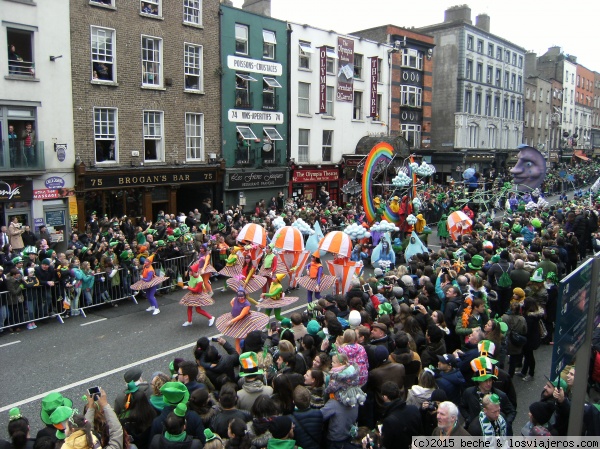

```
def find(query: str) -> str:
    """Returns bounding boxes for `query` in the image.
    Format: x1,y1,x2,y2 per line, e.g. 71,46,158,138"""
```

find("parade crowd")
3,160,600,449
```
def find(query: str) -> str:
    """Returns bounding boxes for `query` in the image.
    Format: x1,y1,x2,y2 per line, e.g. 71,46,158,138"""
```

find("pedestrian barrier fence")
0,253,200,332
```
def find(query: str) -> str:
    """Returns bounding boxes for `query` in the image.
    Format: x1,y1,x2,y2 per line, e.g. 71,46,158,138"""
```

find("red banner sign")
369,57,378,118
33,188,75,200
319,47,327,114
292,169,339,183
337,37,354,102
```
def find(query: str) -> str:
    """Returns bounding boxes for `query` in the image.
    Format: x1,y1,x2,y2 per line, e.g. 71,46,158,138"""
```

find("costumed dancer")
216,287,268,352
226,253,267,293
297,252,335,304
197,244,217,296
371,235,395,271
131,254,168,315
437,214,449,247
258,273,299,322
258,244,278,293
180,261,215,327
404,231,429,262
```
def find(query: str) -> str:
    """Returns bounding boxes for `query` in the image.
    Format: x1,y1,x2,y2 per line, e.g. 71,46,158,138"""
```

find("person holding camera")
420,389,448,435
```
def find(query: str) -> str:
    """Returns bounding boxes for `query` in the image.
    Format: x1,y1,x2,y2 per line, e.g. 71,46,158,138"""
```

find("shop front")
74,162,223,230
224,168,288,213
289,167,340,204
0,177,33,232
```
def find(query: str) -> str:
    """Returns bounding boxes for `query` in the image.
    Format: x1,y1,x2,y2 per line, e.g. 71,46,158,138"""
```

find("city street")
0,193,569,438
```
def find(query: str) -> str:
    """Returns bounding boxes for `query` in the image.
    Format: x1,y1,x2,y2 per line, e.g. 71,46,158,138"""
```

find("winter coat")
381,399,423,449
237,379,273,412
524,308,544,351
5,275,23,306
502,312,528,355
435,369,465,404
148,435,201,449
291,408,324,449
460,386,516,429
406,385,435,408
150,407,205,444
338,343,369,386
366,361,406,414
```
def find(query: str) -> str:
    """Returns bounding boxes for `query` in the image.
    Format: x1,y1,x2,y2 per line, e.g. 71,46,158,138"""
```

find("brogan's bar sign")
86,171,217,189
227,170,287,189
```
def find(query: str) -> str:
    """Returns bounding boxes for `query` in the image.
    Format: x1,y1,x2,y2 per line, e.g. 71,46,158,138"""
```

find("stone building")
70,0,222,228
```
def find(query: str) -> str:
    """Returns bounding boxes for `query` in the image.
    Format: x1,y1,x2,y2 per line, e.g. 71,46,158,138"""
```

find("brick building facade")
70,0,222,228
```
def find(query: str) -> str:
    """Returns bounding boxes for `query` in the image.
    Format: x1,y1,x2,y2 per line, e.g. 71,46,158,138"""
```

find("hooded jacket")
237,378,273,412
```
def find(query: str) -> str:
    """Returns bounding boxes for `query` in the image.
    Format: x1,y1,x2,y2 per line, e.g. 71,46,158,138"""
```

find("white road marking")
0,340,21,348
80,318,107,326
0,302,308,412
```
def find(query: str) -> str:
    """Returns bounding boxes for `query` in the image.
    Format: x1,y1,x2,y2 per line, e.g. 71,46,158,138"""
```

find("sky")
232,0,599,71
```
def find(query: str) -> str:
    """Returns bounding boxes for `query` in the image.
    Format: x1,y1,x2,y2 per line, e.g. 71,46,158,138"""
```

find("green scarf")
164,431,187,442
478,411,507,437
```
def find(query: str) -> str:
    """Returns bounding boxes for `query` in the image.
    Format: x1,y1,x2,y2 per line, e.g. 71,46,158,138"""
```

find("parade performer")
131,254,168,315
226,253,267,293
197,244,216,296
371,236,395,270
437,214,450,247
180,261,215,327
258,273,299,322
258,244,278,293
216,288,268,352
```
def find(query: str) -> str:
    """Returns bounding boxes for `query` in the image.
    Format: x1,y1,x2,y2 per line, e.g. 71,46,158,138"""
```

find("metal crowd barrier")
0,253,199,332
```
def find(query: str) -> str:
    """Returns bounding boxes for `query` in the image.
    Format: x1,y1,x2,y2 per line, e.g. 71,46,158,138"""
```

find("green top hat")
378,303,393,316
167,235,176,242
80,247,89,255
156,240,166,247
160,382,190,406
468,255,484,270
49,405,74,426
470,356,498,382
172,228,182,238
125,381,139,394
174,403,187,418
530,267,544,283
12,256,23,264
120,250,133,261
239,352,264,377
41,393,73,425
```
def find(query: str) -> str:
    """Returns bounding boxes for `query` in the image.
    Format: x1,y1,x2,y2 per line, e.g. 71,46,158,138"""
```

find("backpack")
497,264,513,288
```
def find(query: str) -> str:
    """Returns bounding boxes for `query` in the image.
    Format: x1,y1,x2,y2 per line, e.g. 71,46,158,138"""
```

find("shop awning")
574,150,590,161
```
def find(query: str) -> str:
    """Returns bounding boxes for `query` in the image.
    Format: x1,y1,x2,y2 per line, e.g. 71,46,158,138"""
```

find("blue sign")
551,258,594,379
45,177,65,189
56,144,67,162
45,210,65,227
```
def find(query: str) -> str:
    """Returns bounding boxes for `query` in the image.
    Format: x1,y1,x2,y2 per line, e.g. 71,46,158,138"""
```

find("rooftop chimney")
444,5,472,24
475,14,490,33
242,0,271,17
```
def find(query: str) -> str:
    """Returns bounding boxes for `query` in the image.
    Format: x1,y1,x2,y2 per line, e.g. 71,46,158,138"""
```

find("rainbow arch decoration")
361,142,417,224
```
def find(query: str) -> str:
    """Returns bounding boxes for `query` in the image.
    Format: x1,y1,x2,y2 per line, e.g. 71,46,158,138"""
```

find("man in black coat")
380,381,423,449
291,386,324,449
197,337,239,389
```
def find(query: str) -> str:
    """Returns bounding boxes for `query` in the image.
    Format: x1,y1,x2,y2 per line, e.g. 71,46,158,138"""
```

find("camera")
426,401,438,412
211,337,219,342
362,284,370,293
270,321,278,331
88,386,101,400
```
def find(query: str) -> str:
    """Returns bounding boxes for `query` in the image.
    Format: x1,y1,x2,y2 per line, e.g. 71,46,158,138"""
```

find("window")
494,96,500,117
465,60,473,80
538,112,542,128
466,35,474,50
526,87,530,99
524,111,529,127
530,112,535,127
94,108,117,163
184,43,203,91
264,127,283,141
539,88,543,100
401,49,423,70
476,63,483,82
298,129,309,163
326,47,337,75
518,56,523,68
485,95,491,116
510,73,516,90
263,77,281,110
487,126,496,148
6,28,35,77
512,53,517,66
510,100,515,119
236,73,256,108
532,89,536,101
322,130,333,162
474,92,481,115
262,30,276,59
503,99,508,119
354,53,363,79
183,0,201,26
91,26,115,82
185,113,203,160
504,70,509,89
143,111,164,161
140,0,160,16
488,43,494,57
468,125,479,148
299,41,313,69
504,50,510,63
486,65,493,84
516,102,521,120
235,24,248,55
353,91,363,120
545,112,549,129
464,91,472,114
400,85,422,107
402,124,421,149
298,82,310,115
496,46,502,60
377,58,383,83
325,86,334,116
477,39,483,53
517,76,522,92
376,93,382,120
91,0,115,6
141,36,162,87
236,126,257,140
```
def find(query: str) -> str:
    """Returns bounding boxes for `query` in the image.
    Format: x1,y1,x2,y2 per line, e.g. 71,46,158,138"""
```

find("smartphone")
270,321,278,331
88,386,101,399
362,284,369,293
211,337,219,342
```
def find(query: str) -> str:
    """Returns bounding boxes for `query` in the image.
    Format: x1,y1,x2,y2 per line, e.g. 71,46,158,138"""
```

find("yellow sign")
68,196,78,215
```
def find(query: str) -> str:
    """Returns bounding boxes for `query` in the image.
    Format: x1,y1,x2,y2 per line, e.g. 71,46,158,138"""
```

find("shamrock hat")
23,246,37,256
183,233,193,243
378,302,393,316
109,241,119,248
172,228,182,238
530,267,544,283
546,272,558,283
49,405,74,439
120,250,133,261
125,381,139,394
470,356,498,382
468,255,484,270
488,393,501,405
12,256,23,264
146,229,157,235
160,382,190,406
478,340,498,363
80,247,89,255
156,240,166,247
239,352,264,377
491,255,500,263
9,407,23,422
174,403,187,418
512,224,522,233
167,235,175,242
204,429,218,442
41,392,73,425
551,377,567,390
531,218,542,229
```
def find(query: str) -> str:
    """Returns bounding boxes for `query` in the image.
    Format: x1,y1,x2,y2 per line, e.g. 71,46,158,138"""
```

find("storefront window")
84,189,143,223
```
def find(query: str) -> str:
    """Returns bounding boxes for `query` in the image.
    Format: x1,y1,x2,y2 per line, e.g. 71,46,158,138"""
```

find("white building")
288,23,392,201
0,0,75,247
562,59,577,138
